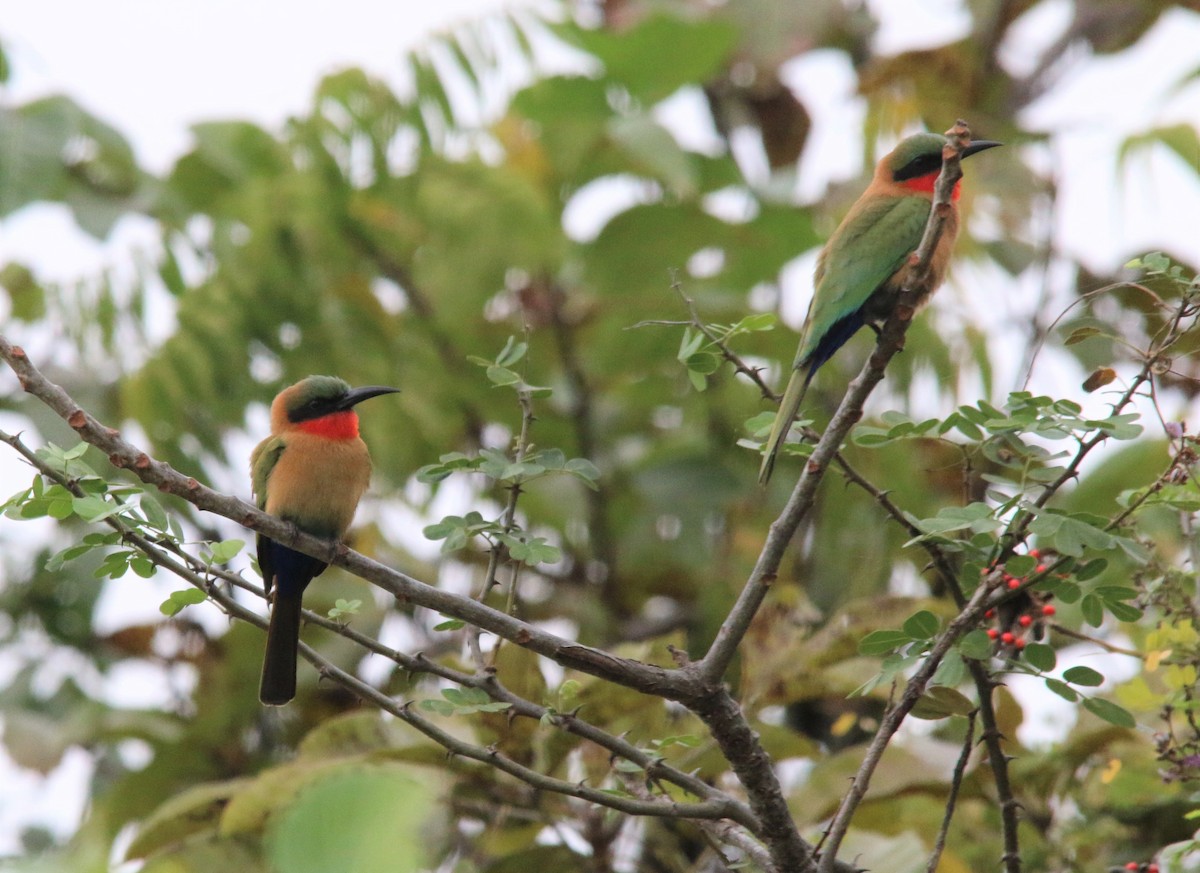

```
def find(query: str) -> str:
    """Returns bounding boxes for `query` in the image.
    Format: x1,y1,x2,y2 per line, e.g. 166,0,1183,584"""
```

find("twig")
0,429,762,831
468,355,536,669
816,575,996,872
926,710,977,873
0,332,700,697
971,663,1022,873
671,272,778,400
1049,623,1140,657
3,335,865,871
0,426,754,825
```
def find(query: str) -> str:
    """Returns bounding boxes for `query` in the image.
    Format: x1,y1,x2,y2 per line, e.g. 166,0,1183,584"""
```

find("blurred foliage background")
1,1,1199,871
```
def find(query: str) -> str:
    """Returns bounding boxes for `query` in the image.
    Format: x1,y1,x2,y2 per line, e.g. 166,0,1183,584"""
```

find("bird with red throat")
758,130,1001,484
252,375,399,705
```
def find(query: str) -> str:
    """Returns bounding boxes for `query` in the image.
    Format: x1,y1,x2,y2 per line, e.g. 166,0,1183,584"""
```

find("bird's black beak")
963,140,1002,158
337,385,401,411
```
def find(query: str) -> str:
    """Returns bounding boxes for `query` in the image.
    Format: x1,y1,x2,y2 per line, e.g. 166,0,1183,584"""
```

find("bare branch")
0,425,762,832
926,710,976,873
0,332,700,702
970,664,1022,873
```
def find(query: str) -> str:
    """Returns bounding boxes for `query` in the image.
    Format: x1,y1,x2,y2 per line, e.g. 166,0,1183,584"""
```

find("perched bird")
758,132,1001,484
252,375,399,705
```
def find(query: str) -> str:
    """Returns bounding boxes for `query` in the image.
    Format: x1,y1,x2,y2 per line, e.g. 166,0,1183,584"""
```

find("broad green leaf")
958,629,993,660
911,686,975,720
1063,666,1104,687
1081,697,1136,728
1022,643,1056,672
859,630,912,656
902,610,939,641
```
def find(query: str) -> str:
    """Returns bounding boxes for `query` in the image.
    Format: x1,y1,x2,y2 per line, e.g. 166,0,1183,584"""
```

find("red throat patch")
297,411,360,440
901,173,963,201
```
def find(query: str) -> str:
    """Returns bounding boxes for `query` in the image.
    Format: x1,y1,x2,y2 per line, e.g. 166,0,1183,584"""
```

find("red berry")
1029,549,1040,558
987,628,999,640
1014,638,1026,649
1008,578,1021,589
1036,563,1047,573
1125,864,1139,872
1019,615,1033,627
1148,864,1160,873
985,609,995,619
1001,632,1015,644
1042,604,1056,616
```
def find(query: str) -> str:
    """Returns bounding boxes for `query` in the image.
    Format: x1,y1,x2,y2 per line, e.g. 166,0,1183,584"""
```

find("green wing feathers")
250,436,286,509
798,195,931,364
250,436,286,593
760,194,933,485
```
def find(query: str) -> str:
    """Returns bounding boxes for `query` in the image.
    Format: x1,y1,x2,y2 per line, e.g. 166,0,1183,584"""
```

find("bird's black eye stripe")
893,153,943,182
287,395,341,423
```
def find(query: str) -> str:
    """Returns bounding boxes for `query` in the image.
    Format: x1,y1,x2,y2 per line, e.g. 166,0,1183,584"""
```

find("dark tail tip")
259,593,303,705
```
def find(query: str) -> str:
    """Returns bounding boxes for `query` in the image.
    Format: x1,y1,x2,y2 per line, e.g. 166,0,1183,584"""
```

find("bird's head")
271,375,400,439
882,132,1002,197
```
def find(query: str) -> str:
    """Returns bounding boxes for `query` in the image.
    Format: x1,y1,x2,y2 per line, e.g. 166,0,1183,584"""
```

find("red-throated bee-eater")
252,375,399,705
758,132,1001,484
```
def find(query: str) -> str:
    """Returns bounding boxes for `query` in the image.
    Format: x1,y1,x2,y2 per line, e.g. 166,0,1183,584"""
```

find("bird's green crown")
284,375,351,423
886,133,948,183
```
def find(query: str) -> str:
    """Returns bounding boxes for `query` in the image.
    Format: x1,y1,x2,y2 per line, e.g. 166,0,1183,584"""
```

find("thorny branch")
926,710,976,873
2,334,872,873
0,424,761,842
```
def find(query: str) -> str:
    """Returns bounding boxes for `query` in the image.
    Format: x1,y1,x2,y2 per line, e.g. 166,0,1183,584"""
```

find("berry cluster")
981,550,1057,653
1118,862,1159,873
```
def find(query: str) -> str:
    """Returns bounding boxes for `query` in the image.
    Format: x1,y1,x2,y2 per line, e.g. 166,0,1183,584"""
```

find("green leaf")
486,365,521,386
1106,601,1143,622
1004,555,1037,578
902,610,939,641
328,599,363,620
1044,678,1078,702
932,649,966,686
564,457,601,484
130,555,156,578
1064,326,1103,345
911,686,975,720
420,687,512,716
957,629,993,660
433,619,465,631
264,767,432,873
859,630,912,656
1118,123,1200,177
1063,666,1104,687
1081,697,1136,728
1074,558,1108,581
1080,593,1104,627
207,538,245,564
159,587,208,616
71,494,124,522
140,495,170,532
495,336,528,367
733,312,776,332
685,351,721,376
608,114,697,195
1022,643,1056,672
568,14,738,104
